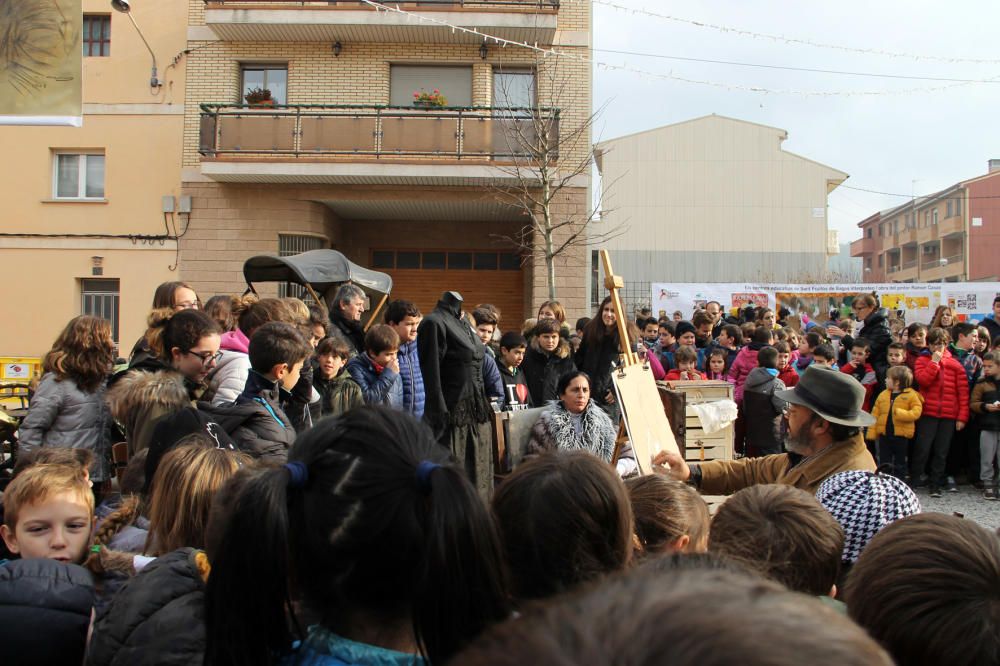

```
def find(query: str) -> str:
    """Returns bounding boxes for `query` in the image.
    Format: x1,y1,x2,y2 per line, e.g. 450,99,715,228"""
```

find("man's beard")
782,418,812,455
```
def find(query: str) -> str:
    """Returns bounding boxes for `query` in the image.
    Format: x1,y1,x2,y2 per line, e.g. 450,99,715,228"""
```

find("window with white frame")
240,64,288,105
932,208,938,224
53,152,105,199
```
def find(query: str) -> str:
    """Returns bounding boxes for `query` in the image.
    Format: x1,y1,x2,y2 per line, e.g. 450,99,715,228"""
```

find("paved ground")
911,484,1000,530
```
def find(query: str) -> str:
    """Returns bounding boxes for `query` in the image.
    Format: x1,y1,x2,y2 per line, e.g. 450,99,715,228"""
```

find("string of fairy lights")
359,0,1000,97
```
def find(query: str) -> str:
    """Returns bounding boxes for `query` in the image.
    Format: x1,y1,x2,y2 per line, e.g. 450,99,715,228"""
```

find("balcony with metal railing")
198,103,559,184
201,0,559,44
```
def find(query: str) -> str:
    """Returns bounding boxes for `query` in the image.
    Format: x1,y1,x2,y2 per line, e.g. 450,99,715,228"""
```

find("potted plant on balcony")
412,89,447,109
244,87,274,107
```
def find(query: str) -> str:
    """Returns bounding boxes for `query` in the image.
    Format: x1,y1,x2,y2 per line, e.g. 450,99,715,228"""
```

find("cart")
243,250,393,331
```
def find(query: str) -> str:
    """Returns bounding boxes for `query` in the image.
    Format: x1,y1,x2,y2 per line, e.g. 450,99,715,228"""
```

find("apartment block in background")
851,161,1000,283
0,0,188,357
181,0,593,321
594,115,846,308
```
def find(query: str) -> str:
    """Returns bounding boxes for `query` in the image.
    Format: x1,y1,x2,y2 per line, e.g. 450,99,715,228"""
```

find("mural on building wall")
0,0,81,126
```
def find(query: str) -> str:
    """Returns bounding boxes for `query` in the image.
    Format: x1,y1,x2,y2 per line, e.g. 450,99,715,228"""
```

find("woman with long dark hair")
203,407,510,666
575,296,624,421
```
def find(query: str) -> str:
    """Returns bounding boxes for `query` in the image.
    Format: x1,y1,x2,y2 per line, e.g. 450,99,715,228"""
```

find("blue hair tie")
415,460,441,494
285,461,309,489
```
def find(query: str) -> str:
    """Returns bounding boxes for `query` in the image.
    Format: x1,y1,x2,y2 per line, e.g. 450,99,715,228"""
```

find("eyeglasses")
175,300,200,310
184,349,222,365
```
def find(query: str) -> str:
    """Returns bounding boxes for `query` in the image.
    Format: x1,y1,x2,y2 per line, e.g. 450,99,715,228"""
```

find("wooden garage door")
372,249,525,328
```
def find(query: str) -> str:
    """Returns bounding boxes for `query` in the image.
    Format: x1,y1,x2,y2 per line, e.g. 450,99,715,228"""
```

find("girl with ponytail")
204,407,510,666
123,308,222,401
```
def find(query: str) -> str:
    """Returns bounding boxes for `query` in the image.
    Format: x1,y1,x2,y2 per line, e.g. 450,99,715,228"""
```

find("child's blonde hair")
144,444,250,556
2,464,94,529
887,365,913,390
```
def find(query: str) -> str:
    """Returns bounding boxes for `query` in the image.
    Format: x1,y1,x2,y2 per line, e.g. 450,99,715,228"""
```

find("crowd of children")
1,284,999,666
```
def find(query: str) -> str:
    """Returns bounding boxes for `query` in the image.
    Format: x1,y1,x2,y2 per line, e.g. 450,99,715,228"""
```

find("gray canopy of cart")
243,251,393,329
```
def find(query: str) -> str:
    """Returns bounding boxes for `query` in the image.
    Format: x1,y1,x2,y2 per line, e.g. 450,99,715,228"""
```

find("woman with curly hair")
19,316,116,487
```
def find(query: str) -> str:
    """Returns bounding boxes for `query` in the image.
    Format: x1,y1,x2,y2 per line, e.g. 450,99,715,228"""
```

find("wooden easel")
600,250,638,462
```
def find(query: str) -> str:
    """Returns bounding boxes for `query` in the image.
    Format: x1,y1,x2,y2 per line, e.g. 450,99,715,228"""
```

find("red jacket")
914,349,970,422
778,365,799,387
665,368,707,381
840,362,877,412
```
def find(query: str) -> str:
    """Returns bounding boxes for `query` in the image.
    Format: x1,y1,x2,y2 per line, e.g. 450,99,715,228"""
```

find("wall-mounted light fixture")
333,41,343,57
480,42,489,60
111,0,162,88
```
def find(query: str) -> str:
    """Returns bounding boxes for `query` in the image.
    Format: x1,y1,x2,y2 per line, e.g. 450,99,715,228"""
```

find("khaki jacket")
699,434,876,496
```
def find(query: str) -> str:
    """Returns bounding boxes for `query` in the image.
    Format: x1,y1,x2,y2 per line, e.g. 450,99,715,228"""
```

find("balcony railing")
903,259,918,269
199,104,559,161
204,0,559,7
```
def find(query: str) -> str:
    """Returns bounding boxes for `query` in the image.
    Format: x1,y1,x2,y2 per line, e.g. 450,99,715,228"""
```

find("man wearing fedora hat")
654,367,876,495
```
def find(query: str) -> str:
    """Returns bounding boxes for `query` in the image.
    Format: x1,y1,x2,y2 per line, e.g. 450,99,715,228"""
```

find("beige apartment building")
594,115,845,307
180,0,592,322
0,0,188,358
851,160,1000,283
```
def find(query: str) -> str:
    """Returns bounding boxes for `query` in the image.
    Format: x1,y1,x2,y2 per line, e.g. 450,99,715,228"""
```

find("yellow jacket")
867,387,923,440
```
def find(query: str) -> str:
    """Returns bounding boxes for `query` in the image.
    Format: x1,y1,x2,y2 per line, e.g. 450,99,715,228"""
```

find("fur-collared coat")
520,336,576,407
527,400,617,463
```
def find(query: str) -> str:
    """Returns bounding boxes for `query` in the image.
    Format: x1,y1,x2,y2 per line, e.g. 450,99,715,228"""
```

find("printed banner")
652,283,1000,326
0,0,83,126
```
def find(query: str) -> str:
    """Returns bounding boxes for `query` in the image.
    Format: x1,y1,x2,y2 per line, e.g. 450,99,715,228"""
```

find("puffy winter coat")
346,353,403,408
482,353,504,402
727,345,761,403
914,349,970,422
521,337,576,406
87,548,209,666
207,328,251,406
397,340,425,418
313,371,363,419
202,371,296,462
743,368,787,457
19,372,112,482
0,558,95,666
867,387,923,440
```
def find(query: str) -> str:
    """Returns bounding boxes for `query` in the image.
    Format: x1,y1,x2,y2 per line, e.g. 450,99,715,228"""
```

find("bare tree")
488,56,626,302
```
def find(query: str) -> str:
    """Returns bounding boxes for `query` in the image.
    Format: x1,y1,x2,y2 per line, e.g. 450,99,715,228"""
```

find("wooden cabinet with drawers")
657,380,735,465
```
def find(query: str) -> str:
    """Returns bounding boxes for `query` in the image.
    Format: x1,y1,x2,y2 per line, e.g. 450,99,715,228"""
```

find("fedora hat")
775,366,875,428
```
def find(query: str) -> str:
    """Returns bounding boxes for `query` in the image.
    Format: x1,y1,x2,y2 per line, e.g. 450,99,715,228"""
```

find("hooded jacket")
206,328,251,406
0,559,95,666
914,348,970,422
106,371,190,457
728,344,764,403
201,371,295,462
520,336,576,406
980,313,1000,348
743,367,787,457
18,372,112,482
87,548,209,666
313,370,363,419
416,297,491,432
346,353,403,408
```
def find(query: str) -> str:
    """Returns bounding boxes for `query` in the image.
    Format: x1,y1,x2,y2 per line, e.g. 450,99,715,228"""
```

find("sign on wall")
0,0,82,126
652,283,1000,326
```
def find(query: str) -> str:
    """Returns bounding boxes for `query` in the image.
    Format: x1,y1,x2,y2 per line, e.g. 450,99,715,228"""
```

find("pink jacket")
728,346,759,403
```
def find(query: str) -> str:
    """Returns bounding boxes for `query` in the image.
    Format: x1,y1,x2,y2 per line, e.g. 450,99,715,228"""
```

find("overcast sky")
592,0,1000,243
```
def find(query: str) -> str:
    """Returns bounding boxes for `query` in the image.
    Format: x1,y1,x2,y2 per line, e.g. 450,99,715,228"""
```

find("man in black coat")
417,291,493,498
328,283,367,357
